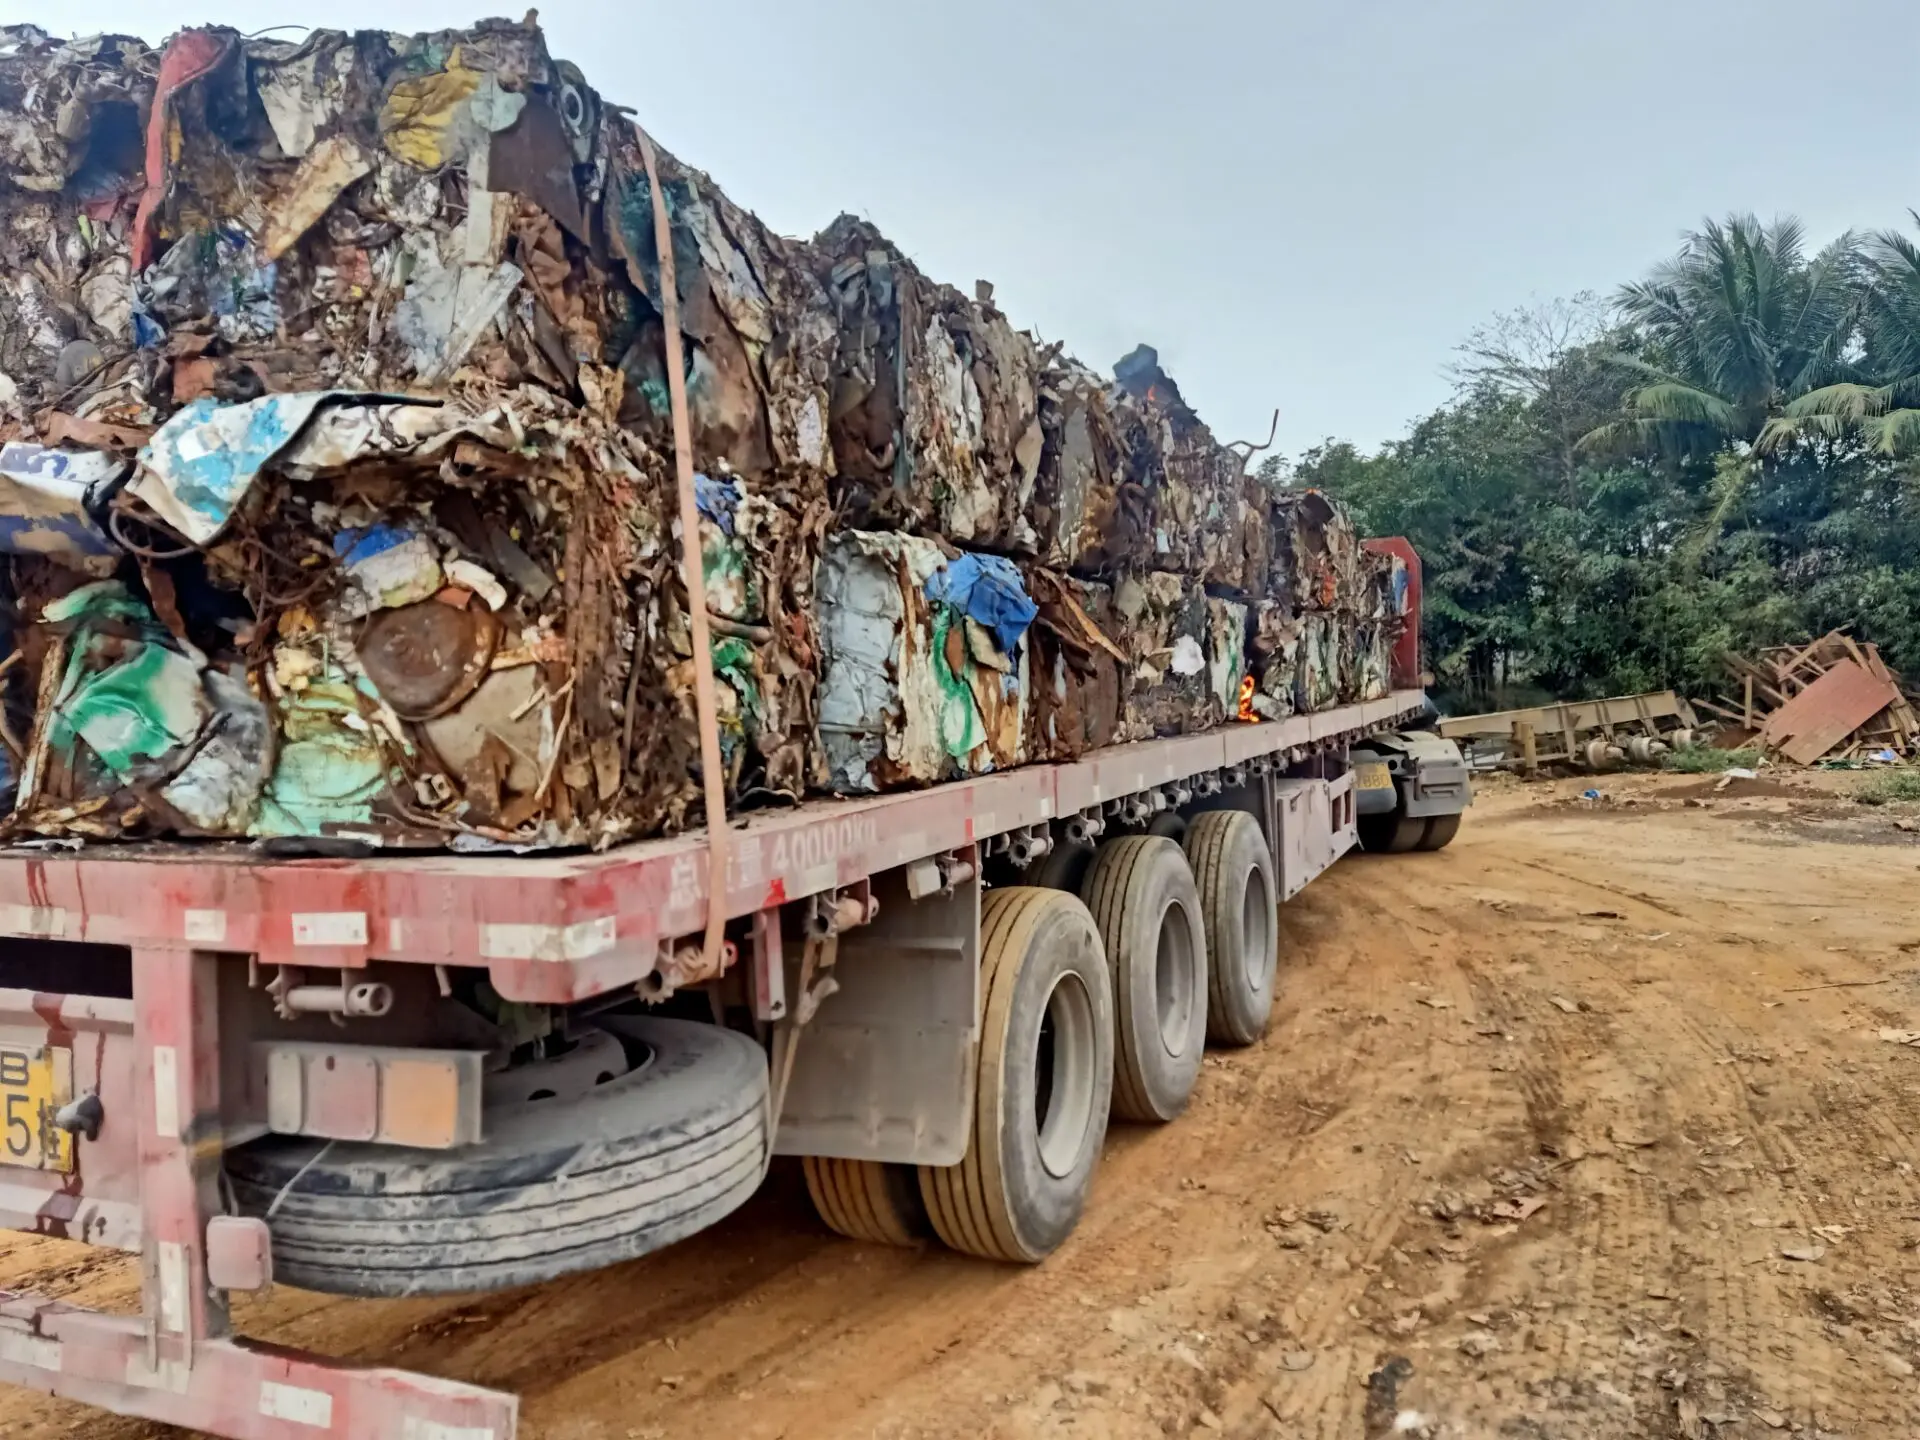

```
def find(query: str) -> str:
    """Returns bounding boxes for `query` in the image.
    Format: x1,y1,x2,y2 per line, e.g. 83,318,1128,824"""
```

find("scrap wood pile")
0,19,1407,851
1702,631,1920,764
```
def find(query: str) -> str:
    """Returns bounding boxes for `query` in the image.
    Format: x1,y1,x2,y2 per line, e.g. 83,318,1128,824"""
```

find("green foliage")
1854,769,1920,805
1661,747,1761,774
1294,212,1920,712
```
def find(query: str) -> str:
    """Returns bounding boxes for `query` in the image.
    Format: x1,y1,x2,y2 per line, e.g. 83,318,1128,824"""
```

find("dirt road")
4,771,1919,1438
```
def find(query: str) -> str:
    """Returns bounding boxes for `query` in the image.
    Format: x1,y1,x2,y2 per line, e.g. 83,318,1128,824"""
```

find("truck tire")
803,1157,927,1247
1183,810,1279,1047
225,1016,768,1297
1417,813,1462,851
1031,839,1096,893
1358,809,1425,854
919,887,1113,1263
1081,837,1208,1123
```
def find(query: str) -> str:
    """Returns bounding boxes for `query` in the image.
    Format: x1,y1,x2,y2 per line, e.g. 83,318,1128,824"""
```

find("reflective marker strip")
152,1046,179,1140
478,916,616,962
184,909,227,945
0,1329,59,1371
0,904,67,939
157,1241,187,1335
402,1421,496,1440
292,912,368,946
259,1381,333,1427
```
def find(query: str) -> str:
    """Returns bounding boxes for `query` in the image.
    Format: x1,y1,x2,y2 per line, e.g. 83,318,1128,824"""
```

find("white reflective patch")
0,1328,59,1371
260,1381,334,1427
152,1046,180,1140
975,811,997,837
157,1241,187,1334
0,904,67,939
478,916,616,962
401,1420,496,1440
183,909,227,945
389,917,406,951
292,911,368,946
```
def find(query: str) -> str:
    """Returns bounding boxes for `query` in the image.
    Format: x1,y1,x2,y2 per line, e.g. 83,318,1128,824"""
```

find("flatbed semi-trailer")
0,657,1475,1438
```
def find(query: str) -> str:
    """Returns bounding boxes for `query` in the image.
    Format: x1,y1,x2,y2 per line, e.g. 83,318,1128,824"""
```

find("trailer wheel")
1358,808,1425,854
225,1017,768,1297
919,887,1113,1263
1417,813,1462,851
1031,839,1096,893
1183,810,1279,1047
1146,812,1189,843
1081,837,1208,1122
803,1157,928,1247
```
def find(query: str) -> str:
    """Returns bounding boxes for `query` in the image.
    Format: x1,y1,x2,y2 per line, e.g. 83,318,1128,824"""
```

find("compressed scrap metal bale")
1111,346,1267,594
815,216,1043,550
1111,572,1211,738
1250,601,1299,721
9,379,820,846
1271,488,1360,613
1022,567,1126,761
1031,355,1152,577
0,20,832,846
1343,549,1407,704
816,532,1035,793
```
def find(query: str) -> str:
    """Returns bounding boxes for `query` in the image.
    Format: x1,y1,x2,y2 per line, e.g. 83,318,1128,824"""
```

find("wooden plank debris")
1708,630,1919,764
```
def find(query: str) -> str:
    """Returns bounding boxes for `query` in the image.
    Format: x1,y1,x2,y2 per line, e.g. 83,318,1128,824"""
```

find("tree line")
1269,215,1920,710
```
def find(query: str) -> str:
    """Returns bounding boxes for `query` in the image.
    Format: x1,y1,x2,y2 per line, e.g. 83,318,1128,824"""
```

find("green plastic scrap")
52,643,206,779
929,606,986,760
250,680,391,838
43,580,207,780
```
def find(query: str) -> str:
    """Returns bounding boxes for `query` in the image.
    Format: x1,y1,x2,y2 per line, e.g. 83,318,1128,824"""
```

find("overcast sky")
47,0,1920,457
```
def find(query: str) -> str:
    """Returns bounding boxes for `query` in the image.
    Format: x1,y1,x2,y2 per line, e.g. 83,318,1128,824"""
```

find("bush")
1854,769,1920,805
1663,746,1762,774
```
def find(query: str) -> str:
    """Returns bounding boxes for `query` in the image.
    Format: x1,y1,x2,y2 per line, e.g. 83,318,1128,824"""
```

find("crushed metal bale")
0,17,1404,849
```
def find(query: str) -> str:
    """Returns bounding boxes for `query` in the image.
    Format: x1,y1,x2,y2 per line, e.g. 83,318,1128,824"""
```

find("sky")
44,0,1920,457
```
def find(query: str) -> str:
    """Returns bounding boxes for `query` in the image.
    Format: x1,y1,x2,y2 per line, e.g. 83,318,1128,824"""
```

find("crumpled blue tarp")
924,552,1038,657
695,472,743,535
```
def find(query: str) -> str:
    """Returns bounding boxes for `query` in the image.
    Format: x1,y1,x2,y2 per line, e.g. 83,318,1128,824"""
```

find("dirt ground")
3,767,1920,1439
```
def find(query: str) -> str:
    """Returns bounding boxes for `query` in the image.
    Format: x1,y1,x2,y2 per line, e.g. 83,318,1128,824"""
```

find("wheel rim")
1033,970,1098,1179
1242,865,1273,989
1155,898,1198,1057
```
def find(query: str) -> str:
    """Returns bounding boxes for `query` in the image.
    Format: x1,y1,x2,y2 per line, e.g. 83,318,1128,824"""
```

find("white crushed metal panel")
259,1381,335,1427
479,916,616,962
292,911,368,946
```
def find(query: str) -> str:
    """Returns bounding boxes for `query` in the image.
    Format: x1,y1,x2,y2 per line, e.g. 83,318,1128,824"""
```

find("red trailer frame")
0,689,1424,1439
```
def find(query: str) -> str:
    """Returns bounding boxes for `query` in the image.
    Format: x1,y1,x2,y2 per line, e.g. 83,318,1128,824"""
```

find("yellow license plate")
0,1047,73,1173
1354,761,1394,792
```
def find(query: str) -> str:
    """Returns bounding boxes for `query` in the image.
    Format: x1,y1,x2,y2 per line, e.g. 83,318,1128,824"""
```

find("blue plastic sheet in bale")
816,531,1031,793
129,391,395,546
0,442,124,573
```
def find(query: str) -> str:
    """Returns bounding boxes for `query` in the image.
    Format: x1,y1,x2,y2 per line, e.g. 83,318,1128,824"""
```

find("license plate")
1354,761,1394,792
0,1047,74,1173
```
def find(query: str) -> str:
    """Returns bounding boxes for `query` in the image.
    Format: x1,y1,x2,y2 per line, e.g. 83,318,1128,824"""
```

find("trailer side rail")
0,692,1425,1002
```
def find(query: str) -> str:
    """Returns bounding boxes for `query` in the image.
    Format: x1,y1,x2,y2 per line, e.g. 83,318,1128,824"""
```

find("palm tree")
1763,219,1920,457
1582,215,1860,460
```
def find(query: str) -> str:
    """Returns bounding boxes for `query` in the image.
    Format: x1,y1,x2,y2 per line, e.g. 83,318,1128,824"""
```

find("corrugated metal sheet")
1758,660,1897,765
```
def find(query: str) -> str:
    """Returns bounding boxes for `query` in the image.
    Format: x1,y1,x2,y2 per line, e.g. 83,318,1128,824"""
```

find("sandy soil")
3,768,1920,1439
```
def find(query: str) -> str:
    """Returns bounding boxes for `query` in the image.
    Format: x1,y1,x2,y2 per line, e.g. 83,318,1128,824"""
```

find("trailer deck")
0,688,1424,1440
